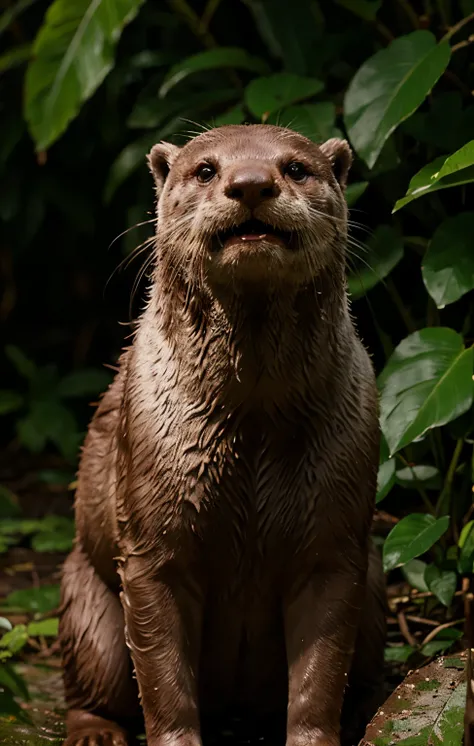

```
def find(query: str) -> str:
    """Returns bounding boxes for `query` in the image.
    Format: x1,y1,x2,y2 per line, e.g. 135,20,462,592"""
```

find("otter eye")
285,161,309,182
196,163,216,183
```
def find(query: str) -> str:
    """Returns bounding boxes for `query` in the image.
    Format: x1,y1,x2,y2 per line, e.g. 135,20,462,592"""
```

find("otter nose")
224,165,279,208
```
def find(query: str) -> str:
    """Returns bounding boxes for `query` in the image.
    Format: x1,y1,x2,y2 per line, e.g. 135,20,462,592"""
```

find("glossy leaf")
347,225,404,299
402,558,429,592
213,103,247,126
378,328,474,455
384,645,414,663
422,213,474,308
458,520,474,574
393,141,474,212
245,73,324,119
396,465,441,489
270,102,340,141
344,31,450,169
25,0,145,151
159,48,269,98
424,564,457,607
383,513,450,572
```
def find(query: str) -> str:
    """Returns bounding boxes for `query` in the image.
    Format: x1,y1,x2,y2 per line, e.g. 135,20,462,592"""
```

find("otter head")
148,125,351,291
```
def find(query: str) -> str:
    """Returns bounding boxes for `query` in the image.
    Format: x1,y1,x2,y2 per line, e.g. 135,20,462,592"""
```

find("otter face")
148,125,351,288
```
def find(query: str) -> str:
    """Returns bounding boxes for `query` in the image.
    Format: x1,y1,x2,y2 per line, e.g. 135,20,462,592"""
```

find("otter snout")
224,162,280,209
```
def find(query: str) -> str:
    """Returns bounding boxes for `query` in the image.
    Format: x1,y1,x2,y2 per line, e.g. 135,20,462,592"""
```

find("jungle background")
0,0,474,742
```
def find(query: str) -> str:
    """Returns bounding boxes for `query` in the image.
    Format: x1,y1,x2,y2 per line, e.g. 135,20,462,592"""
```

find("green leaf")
422,213,474,309
0,43,31,74
269,102,339,141
159,48,269,98
213,103,247,127
347,225,404,299
16,416,47,453
393,142,474,212
128,85,237,130
0,662,29,700
402,558,429,592
344,31,450,169
245,73,324,119
376,435,395,504
421,628,462,657
396,465,441,489
2,585,60,614
384,645,415,663
58,368,111,398
458,520,474,574
27,618,59,637
0,391,23,415
242,0,323,75
31,516,75,553
402,92,474,152
345,181,369,207
378,328,474,455
383,513,450,572
0,486,21,519
424,565,457,607
5,345,36,379
336,0,381,20
25,0,146,151
0,625,28,654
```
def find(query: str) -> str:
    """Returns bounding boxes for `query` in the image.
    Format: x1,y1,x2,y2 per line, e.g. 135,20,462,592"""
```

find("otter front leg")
120,555,203,746
284,562,366,746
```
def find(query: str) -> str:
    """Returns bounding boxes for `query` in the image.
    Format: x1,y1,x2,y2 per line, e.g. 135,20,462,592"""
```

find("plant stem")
438,439,464,519
442,10,474,40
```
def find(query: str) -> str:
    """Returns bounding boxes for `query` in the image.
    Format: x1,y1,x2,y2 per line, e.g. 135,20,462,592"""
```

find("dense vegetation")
1,0,474,731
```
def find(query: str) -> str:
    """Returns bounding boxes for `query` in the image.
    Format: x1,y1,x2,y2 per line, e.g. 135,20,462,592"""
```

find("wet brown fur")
59,125,386,746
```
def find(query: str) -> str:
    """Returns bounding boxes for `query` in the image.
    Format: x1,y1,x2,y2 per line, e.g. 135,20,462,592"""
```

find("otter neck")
150,264,349,409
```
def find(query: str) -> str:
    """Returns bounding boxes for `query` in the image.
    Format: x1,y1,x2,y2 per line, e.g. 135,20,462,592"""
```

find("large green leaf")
0,390,23,415
347,224,404,299
58,368,111,398
245,73,324,119
344,31,450,169
393,141,474,212
242,0,322,75
128,86,237,130
378,328,473,455
25,0,145,151
268,102,340,141
159,48,269,98
424,565,457,607
383,513,450,572
422,213,474,308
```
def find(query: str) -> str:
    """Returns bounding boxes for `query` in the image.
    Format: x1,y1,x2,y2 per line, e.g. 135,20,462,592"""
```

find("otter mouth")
212,219,293,252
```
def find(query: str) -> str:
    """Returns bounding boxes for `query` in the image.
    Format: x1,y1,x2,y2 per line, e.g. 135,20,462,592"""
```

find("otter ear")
319,138,352,190
147,142,181,195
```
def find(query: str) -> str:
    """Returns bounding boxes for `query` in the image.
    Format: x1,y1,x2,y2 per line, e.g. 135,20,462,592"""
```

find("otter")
59,125,386,746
